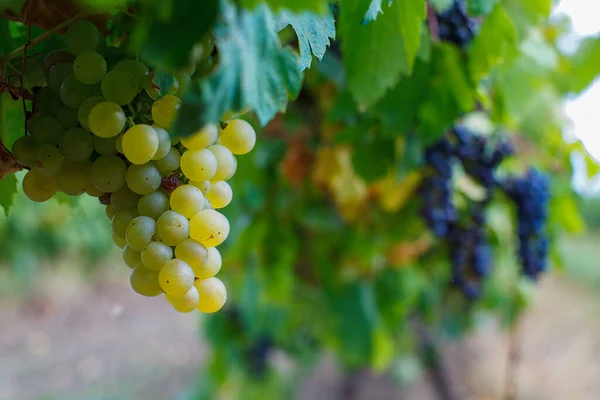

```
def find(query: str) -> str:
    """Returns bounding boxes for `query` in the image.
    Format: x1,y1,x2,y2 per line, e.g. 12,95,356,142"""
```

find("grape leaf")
239,0,329,13
467,0,500,16
352,137,396,182
340,0,426,107
152,70,177,99
276,10,335,70
429,0,453,13
139,0,219,68
564,36,600,94
0,173,18,216
362,0,384,23
173,4,302,136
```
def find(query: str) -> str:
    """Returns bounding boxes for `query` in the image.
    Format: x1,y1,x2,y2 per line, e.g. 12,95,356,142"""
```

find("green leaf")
0,93,25,148
352,137,395,182
152,69,177,99
565,35,600,93
467,0,500,16
468,4,516,82
139,0,220,68
340,0,426,107
239,0,329,13
429,0,453,13
276,10,336,70
362,0,384,23
0,19,15,54
0,173,17,216
172,4,302,136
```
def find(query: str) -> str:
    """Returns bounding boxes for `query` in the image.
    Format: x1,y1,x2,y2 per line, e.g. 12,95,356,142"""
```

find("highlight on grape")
12,20,256,314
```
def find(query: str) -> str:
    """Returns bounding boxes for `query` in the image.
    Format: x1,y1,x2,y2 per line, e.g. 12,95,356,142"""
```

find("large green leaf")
172,4,302,136
0,93,25,148
276,10,336,70
239,0,329,13
0,173,18,216
352,137,396,182
340,0,426,107
468,0,500,16
564,36,600,94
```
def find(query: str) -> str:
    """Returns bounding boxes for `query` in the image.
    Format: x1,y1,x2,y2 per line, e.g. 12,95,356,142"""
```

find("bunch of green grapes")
12,20,256,314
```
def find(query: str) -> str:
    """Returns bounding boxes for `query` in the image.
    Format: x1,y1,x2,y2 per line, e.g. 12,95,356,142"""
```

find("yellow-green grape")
73,51,107,84
48,63,73,93
158,258,195,297
123,245,143,269
59,127,94,162
26,112,45,134
173,71,190,96
130,266,162,297
112,232,126,248
122,124,159,164
156,210,189,246
205,180,232,209
110,185,141,210
125,163,162,195
66,20,101,55
32,145,64,176
208,145,236,181
154,147,181,176
169,184,205,218
141,241,173,271
106,204,117,219
151,95,181,129
93,135,118,156
225,156,238,180
60,73,92,108
101,69,139,105
11,136,39,166
86,182,104,197
115,59,149,91
203,198,213,210
190,180,211,195
180,148,217,181
55,160,92,196
78,96,104,131
112,207,139,238
194,277,227,313
138,191,170,219
116,134,124,153
165,286,199,313
221,106,250,122
22,170,57,202
56,106,80,129
30,116,64,145
89,101,126,138
189,209,230,247
219,119,256,155
143,73,159,100
126,216,157,252
180,124,218,150
91,155,127,192
174,238,217,278
151,125,171,160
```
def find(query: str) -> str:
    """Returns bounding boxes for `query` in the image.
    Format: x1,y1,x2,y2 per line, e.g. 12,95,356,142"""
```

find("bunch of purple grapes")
436,0,478,48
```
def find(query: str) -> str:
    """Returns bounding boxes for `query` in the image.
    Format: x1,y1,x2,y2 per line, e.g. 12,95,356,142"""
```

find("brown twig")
427,3,440,41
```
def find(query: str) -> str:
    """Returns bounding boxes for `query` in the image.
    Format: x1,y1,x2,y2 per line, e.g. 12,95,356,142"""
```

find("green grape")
158,259,195,297
106,204,117,219
48,63,73,93
138,191,170,219
59,127,94,162
66,20,101,55
89,102,126,138
180,124,218,150
86,182,104,197
56,106,80,129
30,116,64,145
32,145,64,176
55,160,92,196
156,210,189,246
60,73,92,108
180,148,217,181
122,124,159,165
102,45,126,69
78,96,104,131
110,185,141,210
123,245,142,269
101,69,138,105
115,59,149,91
206,180,232,209
22,170,57,202
151,95,181,129
225,156,238,180
174,238,210,278
154,147,181,176
126,216,157,252
115,134,124,153
189,209,230,247
73,51,107,84
169,184,205,218
203,198,213,210
93,135,118,156
112,207,139,238
219,119,256,155
34,87,62,115
141,241,173,271
11,136,39,166
43,50,76,78
26,113,45,134
194,277,227,313
130,266,162,297
189,180,210,195
173,70,191,96
165,286,199,313
91,155,127,192
125,163,162,195
91,82,103,96
112,232,126,249
151,125,171,160
208,145,236,181
205,247,222,278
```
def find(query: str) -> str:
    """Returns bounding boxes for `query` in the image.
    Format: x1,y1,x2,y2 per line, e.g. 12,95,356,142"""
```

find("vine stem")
4,10,94,64
427,3,440,41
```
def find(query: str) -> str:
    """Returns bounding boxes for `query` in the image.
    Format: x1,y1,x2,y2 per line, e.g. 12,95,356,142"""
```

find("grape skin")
78,96,105,131
180,148,217,181
122,124,159,165
59,127,94,162
73,51,107,84
189,209,230,247
110,185,141,210
165,286,199,313
123,245,143,269
151,95,181,129
101,69,139,105
33,145,64,176
130,266,162,297
22,170,57,202
115,59,149,91
91,155,127,193
219,119,256,155
12,136,39,166
154,147,181,176
156,210,190,247
208,145,236,181
126,216,157,252
88,102,126,138
66,20,102,55
170,184,205,218
125,163,162,195
59,73,92,108
55,160,92,196
158,259,195,296
180,124,218,150
151,125,171,161
141,241,173,271
205,180,233,209
112,208,139,239
194,277,227,313
138,191,170,219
